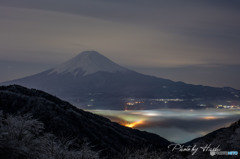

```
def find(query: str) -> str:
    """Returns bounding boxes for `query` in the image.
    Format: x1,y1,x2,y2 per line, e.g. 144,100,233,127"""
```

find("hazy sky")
0,0,240,89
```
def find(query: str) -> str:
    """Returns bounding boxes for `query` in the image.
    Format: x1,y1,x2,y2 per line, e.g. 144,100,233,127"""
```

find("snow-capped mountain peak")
49,51,130,76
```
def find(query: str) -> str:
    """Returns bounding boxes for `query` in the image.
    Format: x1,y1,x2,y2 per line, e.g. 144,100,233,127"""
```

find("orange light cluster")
202,116,218,120
124,120,144,128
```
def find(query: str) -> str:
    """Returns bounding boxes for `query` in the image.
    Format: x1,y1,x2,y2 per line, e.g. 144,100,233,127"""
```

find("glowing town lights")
126,101,144,106
202,116,218,120
145,112,159,116
216,105,240,109
124,120,144,128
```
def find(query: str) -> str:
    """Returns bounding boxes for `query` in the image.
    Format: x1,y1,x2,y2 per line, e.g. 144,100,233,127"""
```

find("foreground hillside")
185,119,240,159
0,85,172,158
0,85,239,158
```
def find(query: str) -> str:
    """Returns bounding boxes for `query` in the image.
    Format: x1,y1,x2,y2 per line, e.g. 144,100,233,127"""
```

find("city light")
124,120,144,128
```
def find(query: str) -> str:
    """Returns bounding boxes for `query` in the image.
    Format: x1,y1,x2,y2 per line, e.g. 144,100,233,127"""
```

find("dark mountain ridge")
0,85,170,157
0,85,239,158
2,51,240,109
184,119,240,159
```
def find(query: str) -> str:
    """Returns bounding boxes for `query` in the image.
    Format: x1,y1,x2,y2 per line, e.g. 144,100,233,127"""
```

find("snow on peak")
50,51,130,76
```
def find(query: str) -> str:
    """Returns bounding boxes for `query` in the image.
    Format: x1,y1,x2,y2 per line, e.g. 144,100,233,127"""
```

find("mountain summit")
49,51,130,76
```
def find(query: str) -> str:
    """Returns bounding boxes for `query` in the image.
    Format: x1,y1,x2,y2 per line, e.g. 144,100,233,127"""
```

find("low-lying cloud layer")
90,109,240,143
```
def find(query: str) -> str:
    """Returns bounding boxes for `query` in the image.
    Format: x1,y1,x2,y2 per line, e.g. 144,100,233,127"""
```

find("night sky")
1,0,240,89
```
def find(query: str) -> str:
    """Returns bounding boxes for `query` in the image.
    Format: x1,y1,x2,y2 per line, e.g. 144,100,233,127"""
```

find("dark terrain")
2,51,240,110
0,85,239,158
0,85,170,158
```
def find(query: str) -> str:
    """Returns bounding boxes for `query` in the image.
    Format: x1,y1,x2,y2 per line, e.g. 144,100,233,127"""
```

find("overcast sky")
0,0,240,89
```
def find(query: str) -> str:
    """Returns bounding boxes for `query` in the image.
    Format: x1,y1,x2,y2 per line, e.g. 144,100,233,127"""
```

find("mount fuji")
49,51,131,76
2,51,240,109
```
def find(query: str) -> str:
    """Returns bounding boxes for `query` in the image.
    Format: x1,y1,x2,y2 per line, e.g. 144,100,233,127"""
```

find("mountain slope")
0,85,170,156
2,51,240,109
184,120,240,158
0,85,239,158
